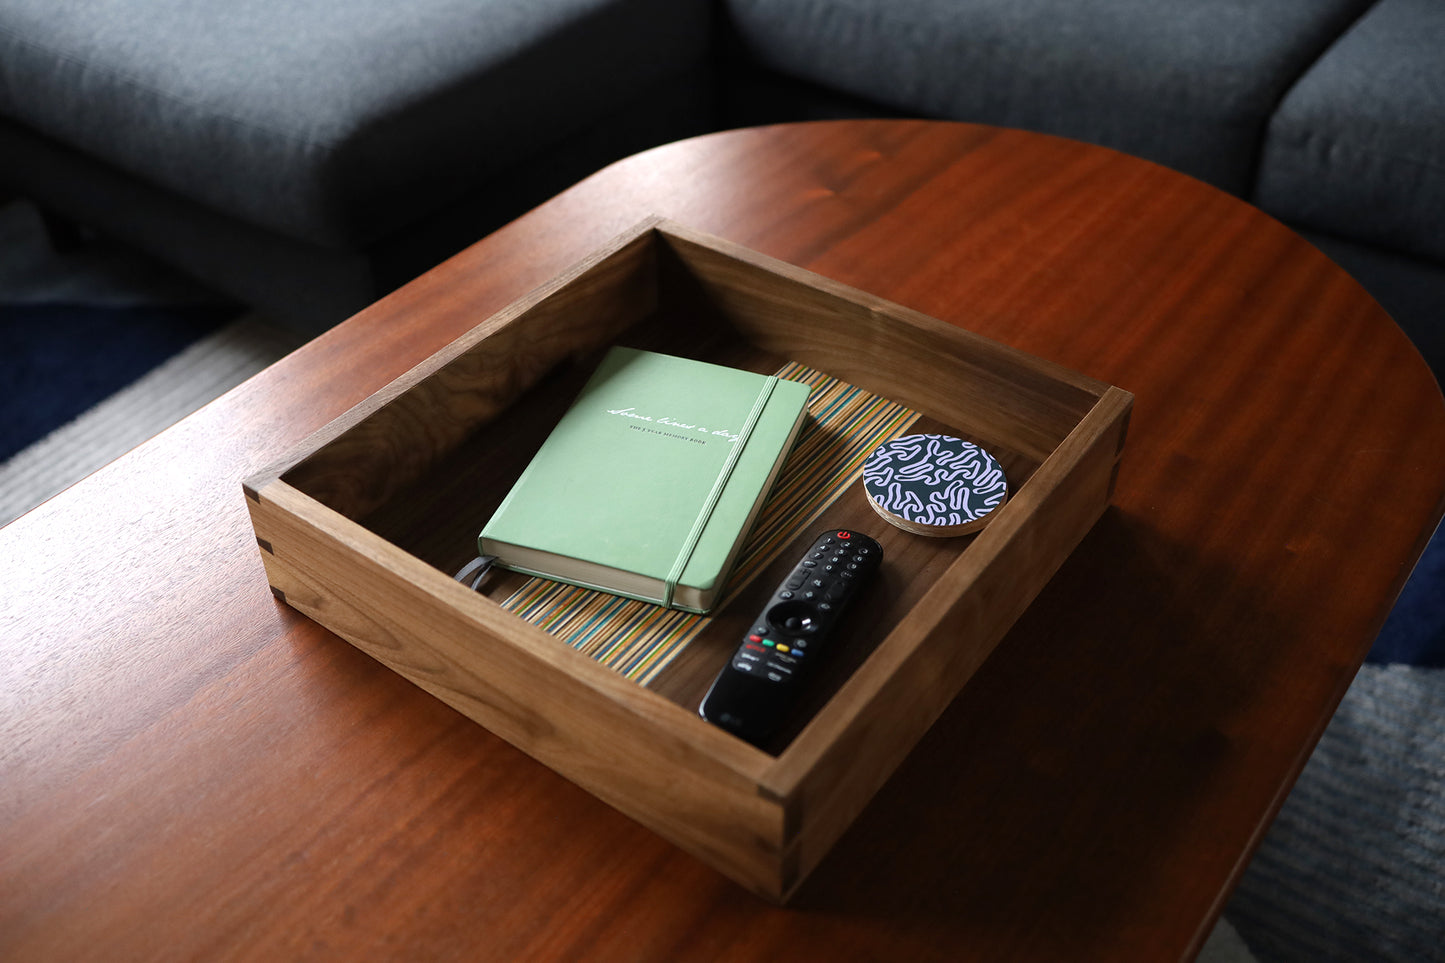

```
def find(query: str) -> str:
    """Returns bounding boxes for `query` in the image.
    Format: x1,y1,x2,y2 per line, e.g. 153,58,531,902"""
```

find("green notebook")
479,347,811,613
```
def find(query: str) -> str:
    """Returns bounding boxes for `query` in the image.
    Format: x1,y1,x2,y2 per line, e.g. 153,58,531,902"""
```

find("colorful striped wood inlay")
496,363,920,684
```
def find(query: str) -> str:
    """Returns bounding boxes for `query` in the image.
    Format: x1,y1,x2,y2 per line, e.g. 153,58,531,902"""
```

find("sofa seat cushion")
1255,0,1445,264
722,0,1373,195
0,0,708,249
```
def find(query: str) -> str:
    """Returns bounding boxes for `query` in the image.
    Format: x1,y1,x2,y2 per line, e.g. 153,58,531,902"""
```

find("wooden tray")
243,218,1133,903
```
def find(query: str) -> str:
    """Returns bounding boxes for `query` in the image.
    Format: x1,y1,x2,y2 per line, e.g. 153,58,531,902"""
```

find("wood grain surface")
3,120,1443,961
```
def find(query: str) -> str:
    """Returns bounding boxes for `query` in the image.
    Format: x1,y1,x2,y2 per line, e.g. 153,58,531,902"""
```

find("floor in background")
0,314,305,526
0,301,235,461
0,199,305,525
1227,664,1445,962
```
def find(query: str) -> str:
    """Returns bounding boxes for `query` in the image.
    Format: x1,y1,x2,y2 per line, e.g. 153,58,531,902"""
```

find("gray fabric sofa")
2,0,1442,377
0,0,714,326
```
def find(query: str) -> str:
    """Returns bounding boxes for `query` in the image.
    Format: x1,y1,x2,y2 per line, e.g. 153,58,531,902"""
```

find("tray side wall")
246,479,794,901
768,387,1133,898
278,224,662,520
656,225,1106,463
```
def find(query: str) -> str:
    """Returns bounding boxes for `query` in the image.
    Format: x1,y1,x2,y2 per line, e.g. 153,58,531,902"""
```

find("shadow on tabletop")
786,508,1298,957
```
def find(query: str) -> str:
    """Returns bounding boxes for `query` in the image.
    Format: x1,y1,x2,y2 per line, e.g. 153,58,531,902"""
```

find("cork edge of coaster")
864,488,1008,538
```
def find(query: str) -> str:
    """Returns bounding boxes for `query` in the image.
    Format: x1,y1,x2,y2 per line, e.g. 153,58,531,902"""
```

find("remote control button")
768,600,822,633
700,531,883,745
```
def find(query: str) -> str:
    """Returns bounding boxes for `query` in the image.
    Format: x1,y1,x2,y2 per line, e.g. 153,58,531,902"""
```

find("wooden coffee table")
4,121,1442,961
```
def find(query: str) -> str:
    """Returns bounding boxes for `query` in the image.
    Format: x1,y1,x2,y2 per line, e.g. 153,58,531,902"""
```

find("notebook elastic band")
661,376,778,608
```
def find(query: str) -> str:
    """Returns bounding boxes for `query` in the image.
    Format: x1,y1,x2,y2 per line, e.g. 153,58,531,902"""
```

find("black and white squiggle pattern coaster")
862,433,1008,536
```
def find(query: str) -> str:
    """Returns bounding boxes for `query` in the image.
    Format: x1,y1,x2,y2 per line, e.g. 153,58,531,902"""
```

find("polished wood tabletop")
4,121,1443,961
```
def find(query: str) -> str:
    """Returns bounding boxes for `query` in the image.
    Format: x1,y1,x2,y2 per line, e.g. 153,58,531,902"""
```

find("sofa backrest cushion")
722,0,1375,196
1255,0,1445,264
0,0,711,249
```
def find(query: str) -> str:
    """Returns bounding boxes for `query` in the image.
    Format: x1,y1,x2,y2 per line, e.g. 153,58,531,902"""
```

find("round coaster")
861,433,1008,536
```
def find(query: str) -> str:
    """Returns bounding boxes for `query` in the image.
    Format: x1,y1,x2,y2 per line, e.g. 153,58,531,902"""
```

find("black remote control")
698,529,882,746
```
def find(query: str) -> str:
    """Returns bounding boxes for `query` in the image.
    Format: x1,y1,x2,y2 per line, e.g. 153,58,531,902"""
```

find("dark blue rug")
1368,521,1445,667
0,302,232,462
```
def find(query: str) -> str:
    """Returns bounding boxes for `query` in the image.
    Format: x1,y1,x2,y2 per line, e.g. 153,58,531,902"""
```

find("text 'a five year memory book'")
479,346,811,613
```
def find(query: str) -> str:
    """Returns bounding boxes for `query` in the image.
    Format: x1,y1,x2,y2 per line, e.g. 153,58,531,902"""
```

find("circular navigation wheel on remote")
766,599,821,634
862,433,1008,536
